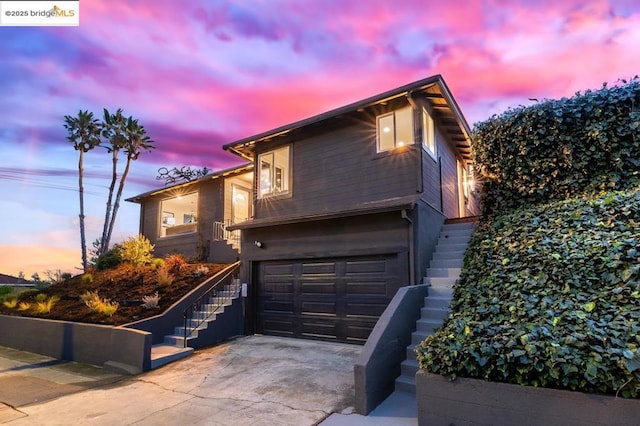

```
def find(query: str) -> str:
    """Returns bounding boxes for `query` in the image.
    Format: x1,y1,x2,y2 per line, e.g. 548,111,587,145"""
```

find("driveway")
1,336,361,425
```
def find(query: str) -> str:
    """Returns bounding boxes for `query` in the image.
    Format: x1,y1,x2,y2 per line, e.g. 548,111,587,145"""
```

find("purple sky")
1,0,640,277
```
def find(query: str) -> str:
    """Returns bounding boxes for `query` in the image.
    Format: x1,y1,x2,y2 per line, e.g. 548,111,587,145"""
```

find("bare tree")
64,110,101,271
156,166,210,185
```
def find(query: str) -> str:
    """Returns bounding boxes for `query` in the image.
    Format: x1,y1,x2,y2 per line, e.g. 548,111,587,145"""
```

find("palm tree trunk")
105,156,132,251
100,149,119,254
78,150,88,271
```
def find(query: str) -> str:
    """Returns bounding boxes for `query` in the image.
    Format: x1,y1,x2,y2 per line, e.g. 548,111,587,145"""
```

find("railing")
213,219,241,249
182,262,241,347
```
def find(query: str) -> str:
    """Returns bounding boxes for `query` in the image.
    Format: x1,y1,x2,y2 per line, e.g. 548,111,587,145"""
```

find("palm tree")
63,110,101,271
103,115,155,253
98,108,127,255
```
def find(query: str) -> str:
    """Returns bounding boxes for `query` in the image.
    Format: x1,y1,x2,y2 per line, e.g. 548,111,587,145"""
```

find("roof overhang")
227,195,417,230
125,163,253,203
223,74,472,162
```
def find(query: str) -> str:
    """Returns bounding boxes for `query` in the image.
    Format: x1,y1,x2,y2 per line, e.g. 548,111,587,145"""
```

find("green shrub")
35,293,47,302
95,245,122,271
81,273,94,284
151,258,165,269
61,272,73,281
472,78,640,216
0,286,12,296
416,188,640,397
119,235,154,267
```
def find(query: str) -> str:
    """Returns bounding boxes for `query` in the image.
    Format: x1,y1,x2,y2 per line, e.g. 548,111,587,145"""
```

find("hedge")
416,188,640,397
472,78,640,216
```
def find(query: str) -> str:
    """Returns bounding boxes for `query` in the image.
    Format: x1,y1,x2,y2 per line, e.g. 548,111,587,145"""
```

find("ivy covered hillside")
416,78,640,397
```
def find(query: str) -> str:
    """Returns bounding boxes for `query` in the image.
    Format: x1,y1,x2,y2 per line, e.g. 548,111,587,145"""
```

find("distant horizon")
2,0,640,277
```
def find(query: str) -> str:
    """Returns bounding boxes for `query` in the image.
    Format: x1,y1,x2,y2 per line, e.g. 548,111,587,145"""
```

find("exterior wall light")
254,240,264,248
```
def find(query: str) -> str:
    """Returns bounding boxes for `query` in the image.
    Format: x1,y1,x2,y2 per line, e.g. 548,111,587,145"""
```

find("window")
377,107,414,152
258,145,290,198
159,192,198,237
422,107,436,159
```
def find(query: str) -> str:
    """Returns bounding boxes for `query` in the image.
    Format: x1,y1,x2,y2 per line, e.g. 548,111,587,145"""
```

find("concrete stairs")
149,283,241,369
395,220,476,392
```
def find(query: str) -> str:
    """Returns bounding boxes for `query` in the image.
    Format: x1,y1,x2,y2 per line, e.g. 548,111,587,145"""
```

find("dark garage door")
257,255,401,344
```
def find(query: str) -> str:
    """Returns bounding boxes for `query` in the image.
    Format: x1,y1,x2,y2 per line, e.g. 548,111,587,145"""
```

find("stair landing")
150,344,194,370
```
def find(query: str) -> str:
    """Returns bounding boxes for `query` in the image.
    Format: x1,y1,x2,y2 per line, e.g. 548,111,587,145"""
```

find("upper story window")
160,191,198,237
258,145,290,198
422,107,436,159
377,107,414,152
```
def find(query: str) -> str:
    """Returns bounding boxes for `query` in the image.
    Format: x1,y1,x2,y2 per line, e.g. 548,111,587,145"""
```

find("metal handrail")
213,219,241,248
182,262,241,347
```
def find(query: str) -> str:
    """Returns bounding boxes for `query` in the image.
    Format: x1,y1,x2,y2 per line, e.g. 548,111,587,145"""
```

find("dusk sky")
1,0,640,277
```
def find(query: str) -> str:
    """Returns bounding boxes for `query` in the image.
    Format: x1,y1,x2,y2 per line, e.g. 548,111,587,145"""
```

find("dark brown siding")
254,118,421,220
419,124,461,219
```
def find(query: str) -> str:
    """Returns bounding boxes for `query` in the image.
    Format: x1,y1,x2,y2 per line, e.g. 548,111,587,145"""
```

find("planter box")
416,370,640,425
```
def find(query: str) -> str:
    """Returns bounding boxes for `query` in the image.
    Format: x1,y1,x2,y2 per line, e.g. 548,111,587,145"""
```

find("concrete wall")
354,284,429,415
417,371,640,425
0,314,151,374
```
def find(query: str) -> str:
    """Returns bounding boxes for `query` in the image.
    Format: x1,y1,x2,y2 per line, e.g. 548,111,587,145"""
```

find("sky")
1,0,639,278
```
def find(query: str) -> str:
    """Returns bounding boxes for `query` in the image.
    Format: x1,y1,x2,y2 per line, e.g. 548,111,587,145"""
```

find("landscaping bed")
0,262,227,325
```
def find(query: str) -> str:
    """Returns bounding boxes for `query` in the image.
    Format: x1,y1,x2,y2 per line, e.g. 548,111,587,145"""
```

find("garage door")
257,255,401,344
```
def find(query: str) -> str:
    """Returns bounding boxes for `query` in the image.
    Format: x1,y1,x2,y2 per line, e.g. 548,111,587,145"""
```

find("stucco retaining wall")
0,314,151,374
416,371,640,425
354,284,429,415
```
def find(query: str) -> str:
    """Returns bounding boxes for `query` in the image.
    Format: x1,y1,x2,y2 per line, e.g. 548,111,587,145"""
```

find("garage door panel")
262,282,294,293
263,263,295,275
262,299,294,314
301,301,337,315
302,262,337,274
346,281,389,295
345,259,387,274
300,281,337,294
257,255,400,344
300,320,338,340
262,317,295,336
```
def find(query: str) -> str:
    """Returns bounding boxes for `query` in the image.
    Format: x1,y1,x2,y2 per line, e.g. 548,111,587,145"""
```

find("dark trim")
228,195,417,230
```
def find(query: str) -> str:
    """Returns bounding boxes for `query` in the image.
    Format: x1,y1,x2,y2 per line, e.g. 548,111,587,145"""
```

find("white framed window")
159,192,198,237
376,107,414,152
422,107,436,159
258,145,290,198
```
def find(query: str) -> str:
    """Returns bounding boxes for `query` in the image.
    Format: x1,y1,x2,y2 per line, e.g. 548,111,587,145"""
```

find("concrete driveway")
1,336,361,425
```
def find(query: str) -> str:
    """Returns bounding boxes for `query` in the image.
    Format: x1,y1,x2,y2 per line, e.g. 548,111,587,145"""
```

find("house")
222,74,479,344
128,74,478,345
126,164,253,263
0,273,34,292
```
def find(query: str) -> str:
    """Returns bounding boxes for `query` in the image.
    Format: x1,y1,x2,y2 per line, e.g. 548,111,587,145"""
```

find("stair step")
440,226,475,237
426,286,454,298
442,222,477,231
437,235,471,245
432,249,466,259
423,296,451,309
412,329,438,345
151,344,194,369
394,374,416,393
421,306,450,321
434,243,468,253
426,267,461,277
415,319,443,335
401,358,419,377
430,258,464,269
426,277,457,287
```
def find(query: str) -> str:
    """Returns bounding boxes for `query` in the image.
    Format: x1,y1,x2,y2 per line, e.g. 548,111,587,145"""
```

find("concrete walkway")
1,336,361,425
